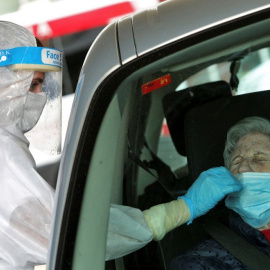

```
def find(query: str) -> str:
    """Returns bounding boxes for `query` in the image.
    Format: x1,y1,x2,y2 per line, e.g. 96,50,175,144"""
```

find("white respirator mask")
21,91,47,133
225,172,270,228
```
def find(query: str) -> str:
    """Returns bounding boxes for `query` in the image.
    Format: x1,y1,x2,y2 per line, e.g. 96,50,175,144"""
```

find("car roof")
130,0,270,56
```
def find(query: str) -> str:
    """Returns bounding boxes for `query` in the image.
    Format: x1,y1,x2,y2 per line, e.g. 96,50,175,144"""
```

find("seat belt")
204,218,270,270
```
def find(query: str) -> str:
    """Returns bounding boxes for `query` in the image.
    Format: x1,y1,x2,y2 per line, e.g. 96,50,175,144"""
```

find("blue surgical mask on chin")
225,172,270,229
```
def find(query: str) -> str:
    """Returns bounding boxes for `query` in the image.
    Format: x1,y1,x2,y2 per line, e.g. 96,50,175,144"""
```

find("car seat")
162,80,232,187
162,80,232,157
161,83,270,268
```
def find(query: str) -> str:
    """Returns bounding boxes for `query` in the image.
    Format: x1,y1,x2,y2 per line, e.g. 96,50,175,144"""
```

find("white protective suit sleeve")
106,204,153,261
0,126,54,270
106,200,190,260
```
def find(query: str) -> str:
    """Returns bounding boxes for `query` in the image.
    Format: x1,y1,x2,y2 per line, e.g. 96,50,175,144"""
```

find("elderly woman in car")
168,116,270,269
109,116,270,264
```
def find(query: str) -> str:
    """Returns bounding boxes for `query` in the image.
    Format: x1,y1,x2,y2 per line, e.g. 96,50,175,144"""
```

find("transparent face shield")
0,46,62,155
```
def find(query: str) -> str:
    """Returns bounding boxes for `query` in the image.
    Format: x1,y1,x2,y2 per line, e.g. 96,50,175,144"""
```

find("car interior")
120,70,270,270
64,10,270,270
107,18,270,270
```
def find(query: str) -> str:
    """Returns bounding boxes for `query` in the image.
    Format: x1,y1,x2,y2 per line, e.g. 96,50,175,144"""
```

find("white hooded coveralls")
0,22,54,269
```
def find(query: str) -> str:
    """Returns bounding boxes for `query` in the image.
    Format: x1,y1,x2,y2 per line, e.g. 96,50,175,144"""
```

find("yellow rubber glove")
143,199,190,241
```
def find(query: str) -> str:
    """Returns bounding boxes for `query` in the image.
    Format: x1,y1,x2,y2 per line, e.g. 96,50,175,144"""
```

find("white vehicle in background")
238,57,270,94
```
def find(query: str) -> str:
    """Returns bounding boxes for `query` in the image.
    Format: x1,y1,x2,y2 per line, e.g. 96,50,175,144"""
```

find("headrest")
162,81,232,156
185,90,270,182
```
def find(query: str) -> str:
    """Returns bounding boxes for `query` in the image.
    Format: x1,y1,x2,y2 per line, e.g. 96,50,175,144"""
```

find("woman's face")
230,132,270,175
29,71,45,93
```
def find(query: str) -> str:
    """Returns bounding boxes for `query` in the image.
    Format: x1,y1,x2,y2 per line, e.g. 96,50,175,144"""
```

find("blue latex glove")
180,167,242,224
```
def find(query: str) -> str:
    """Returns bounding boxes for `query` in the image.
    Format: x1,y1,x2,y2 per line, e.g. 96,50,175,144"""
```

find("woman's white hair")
223,116,270,169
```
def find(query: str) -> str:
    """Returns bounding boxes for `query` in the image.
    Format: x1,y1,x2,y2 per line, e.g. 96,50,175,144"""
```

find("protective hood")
0,21,36,129
0,21,63,154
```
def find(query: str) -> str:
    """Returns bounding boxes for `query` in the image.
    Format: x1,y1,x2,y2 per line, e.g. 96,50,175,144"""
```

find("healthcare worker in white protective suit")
0,21,61,269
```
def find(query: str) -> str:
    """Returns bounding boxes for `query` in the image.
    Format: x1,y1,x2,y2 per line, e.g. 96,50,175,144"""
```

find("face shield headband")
0,46,63,155
0,47,62,71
